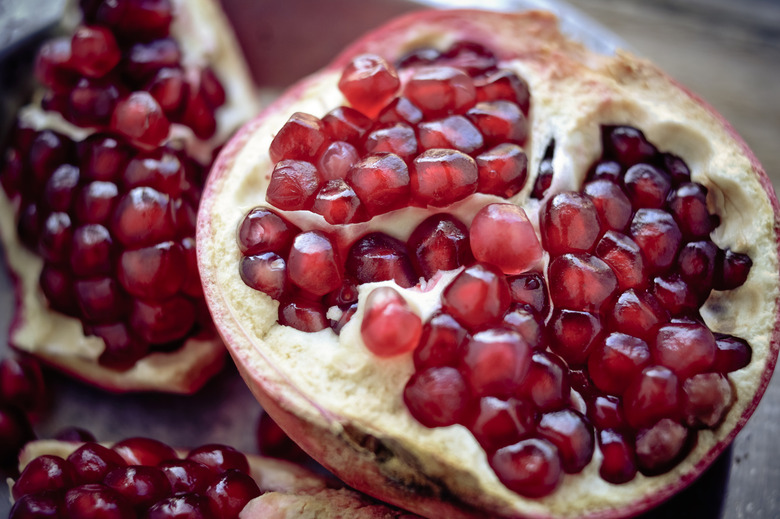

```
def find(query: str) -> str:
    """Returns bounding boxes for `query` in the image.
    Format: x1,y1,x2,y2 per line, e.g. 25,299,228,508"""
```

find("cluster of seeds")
10,438,260,519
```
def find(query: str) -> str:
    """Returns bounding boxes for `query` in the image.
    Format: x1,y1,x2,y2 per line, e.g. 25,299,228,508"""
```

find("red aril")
407,213,472,279
338,54,400,119
418,116,484,153
489,439,563,498
441,263,511,331
404,66,476,118
469,203,542,275
361,287,422,357
404,366,471,427
411,148,477,207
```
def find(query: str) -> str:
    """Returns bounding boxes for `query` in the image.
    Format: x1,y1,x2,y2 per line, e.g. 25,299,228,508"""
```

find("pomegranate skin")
198,9,780,519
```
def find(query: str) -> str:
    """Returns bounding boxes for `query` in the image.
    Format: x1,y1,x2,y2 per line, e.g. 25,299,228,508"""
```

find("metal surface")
1,0,778,517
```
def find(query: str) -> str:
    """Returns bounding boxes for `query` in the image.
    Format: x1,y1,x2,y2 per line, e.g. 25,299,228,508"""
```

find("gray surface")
1,0,778,517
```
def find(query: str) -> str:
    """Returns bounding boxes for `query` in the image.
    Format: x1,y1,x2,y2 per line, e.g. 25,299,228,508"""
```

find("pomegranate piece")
547,253,618,312
75,181,119,224
321,106,372,145
517,351,569,412
609,289,668,341
475,143,528,198
603,126,657,166
583,179,632,232
67,442,127,484
588,332,651,396
112,437,177,466
411,149,478,207
714,248,752,290
312,179,366,224
668,182,715,239
629,208,683,273
653,321,716,380
239,252,288,299
597,429,637,484
317,141,359,181
407,213,472,279
75,277,128,322
130,296,196,344
376,97,423,125
269,112,329,163
540,192,600,255
237,207,299,256
346,153,410,216
186,444,250,476
501,304,544,349
507,272,549,317
110,92,170,149
441,263,511,331
417,115,484,153
475,69,530,113
71,25,121,78
345,232,417,288
364,123,418,163
489,439,562,498
413,312,468,370
12,455,77,500
595,231,646,291
64,484,135,519
460,328,531,398
265,160,322,211
122,148,184,196
68,77,123,127
713,334,752,372
278,298,328,332
681,372,734,428
361,287,423,357
677,240,718,297
466,100,527,145
338,54,400,118
103,465,173,509
118,241,186,299
623,365,681,429
159,459,216,494
650,274,699,317
634,418,692,476
111,186,177,247
536,409,595,473
403,66,477,117
548,309,602,366
145,67,189,117
469,203,543,275
466,397,535,452
403,366,471,427
287,231,342,296
624,163,671,209
587,395,626,430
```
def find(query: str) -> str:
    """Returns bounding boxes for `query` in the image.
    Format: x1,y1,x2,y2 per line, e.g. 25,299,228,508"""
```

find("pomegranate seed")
346,153,410,216
93,322,148,369
110,92,170,149
376,97,423,125
361,287,422,357
598,429,637,484
338,54,400,118
588,332,651,396
466,397,535,452
269,112,329,163
123,148,184,196
287,231,342,296
145,67,189,116
364,123,418,163
178,86,217,139
507,272,549,317
321,106,372,145
653,322,716,379
39,212,73,263
635,418,691,476
713,334,752,372
111,186,177,247
547,253,618,312
540,192,600,256
325,277,359,308
624,163,671,209
40,264,77,315
43,164,79,212
199,66,226,108
714,249,752,290
13,455,77,500
475,70,530,113
407,213,471,279
489,438,562,498
440,41,497,75
119,241,185,299
159,459,217,494
501,305,544,349
0,405,35,469
411,149,477,207
123,38,181,82
317,141,359,181
96,0,173,40
441,263,511,331
404,366,471,427
650,274,699,317
629,208,682,272
54,427,96,443
0,356,46,413
9,491,63,518
346,232,417,288
18,203,42,251
103,465,173,509
29,130,75,191
112,437,177,466
70,25,120,77
187,444,250,475
130,296,195,344
668,182,715,239
517,351,569,412
64,484,135,519
413,312,468,370
265,160,322,211
404,66,477,117
681,372,734,428
278,298,328,332
237,207,298,256
595,231,646,291
79,134,129,182
239,252,287,299
256,411,311,463
418,115,484,153
67,442,127,484
609,289,668,341
548,309,602,366
677,241,718,298
588,160,622,182
587,395,626,430
475,143,528,198
312,179,366,224
583,179,632,232
466,101,527,146
34,37,77,92
469,203,542,275
663,153,692,185
536,409,594,474
75,181,119,224
147,494,214,519
623,365,680,429
1,147,24,196
603,126,656,166
460,328,531,398
397,46,439,68
205,469,261,519
530,163,554,200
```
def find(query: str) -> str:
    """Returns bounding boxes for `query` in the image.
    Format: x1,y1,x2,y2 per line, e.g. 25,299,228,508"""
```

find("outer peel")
0,0,260,393
198,9,780,518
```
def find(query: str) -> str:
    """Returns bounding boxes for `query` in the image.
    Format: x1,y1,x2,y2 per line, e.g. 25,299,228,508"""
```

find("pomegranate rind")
0,0,260,393
198,9,780,519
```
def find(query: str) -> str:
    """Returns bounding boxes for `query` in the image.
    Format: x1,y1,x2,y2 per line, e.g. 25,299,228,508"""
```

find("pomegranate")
10,439,420,518
0,0,259,393
198,8,778,519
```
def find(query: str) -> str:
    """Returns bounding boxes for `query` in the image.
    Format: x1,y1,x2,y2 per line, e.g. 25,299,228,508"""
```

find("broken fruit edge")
197,8,780,519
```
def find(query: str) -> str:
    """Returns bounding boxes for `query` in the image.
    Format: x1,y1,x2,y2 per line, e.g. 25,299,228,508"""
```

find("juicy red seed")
588,160,622,182
278,298,328,332
75,181,119,224
418,115,484,153
595,231,646,291
67,442,127,484
29,130,75,190
44,164,79,212
677,240,718,297
668,182,714,239
338,54,400,118
682,372,734,428
411,149,478,207
583,179,632,232
237,207,298,256
650,274,699,316
205,470,261,519
35,37,77,92
286,231,341,296
396,46,440,68
0,405,35,469
94,322,148,369
269,112,329,163
587,395,626,430
629,208,683,272
199,67,226,108
404,366,471,427
404,66,477,117
604,126,657,166
317,141,359,181
713,334,752,372
517,351,569,412
312,179,366,225
1,148,24,196
475,143,528,198
0,356,45,412
159,459,217,494
123,38,181,82
178,86,218,139
588,332,651,396
623,163,671,209
507,272,548,318
461,328,531,398
345,232,417,288
67,77,123,127
71,25,120,77
536,409,594,474
414,312,468,370
112,437,177,466
187,444,250,475
501,305,544,349
239,252,287,299
623,365,681,429
361,287,422,357
469,203,542,276
441,263,511,331
40,264,77,315
13,455,77,500
64,484,135,519
408,213,471,280
266,160,322,211
466,100,527,146
9,491,63,518
467,397,535,452
664,154,692,185
18,203,42,251
610,289,669,341
147,493,214,519
489,438,562,498
547,253,618,312
364,123,418,163
130,296,195,344
653,322,716,379
39,212,73,263
598,429,637,484
540,192,600,256
110,92,170,149
54,426,96,442
714,249,752,290
475,70,530,113
635,418,691,476
145,67,189,116
103,465,172,509
111,186,176,247
96,0,173,39
321,106,372,145
122,148,184,196
79,134,129,182
440,41,497,76
118,241,186,299
376,97,423,125
548,309,602,366
346,153,409,216
70,224,114,277
325,277,359,308
256,411,311,463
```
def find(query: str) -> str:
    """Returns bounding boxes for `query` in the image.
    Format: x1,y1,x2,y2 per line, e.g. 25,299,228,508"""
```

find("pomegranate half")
197,9,779,518
0,0,259,393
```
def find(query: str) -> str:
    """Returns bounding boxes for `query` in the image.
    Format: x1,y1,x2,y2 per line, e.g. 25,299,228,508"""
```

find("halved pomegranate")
0,0,259,393
197,9,779,519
